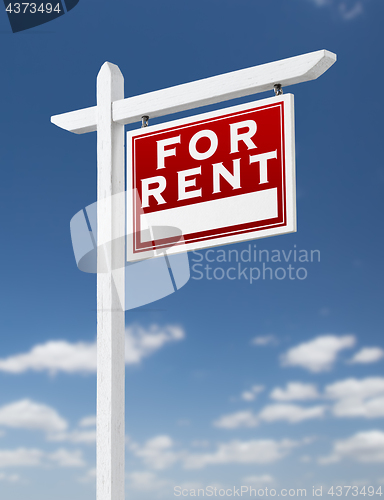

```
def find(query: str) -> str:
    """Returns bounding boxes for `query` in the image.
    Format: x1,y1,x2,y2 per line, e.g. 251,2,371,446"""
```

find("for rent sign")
127,94,296,261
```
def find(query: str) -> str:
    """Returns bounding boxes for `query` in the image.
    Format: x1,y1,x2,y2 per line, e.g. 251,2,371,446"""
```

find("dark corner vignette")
3,0,79,33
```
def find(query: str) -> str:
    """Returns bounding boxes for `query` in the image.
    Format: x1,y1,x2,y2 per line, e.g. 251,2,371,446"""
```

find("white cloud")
177,419,190,427
270,382,320,401
125,324,185,364
0,340,97,375
78,468,96,483
349,347,384,364
48,449,86,468
128,471,170,492
130,435,301,470
129,435,180,470
0,472,20,482
251,335,277,346
319,307,331,317
48,414,97,444
78,415,96,428
241,391,256,402
0,324,185,375
307,0,364,20
48,430,96,444
280,335,356,372
213,411,259,429
325,377,384,418
242,475,274,485
0,447,86,469
0,399,67,433
338,1,363,20
258,403,326,423
191,440,210,448
0,448,44,468
325,377,384,400
241,385,264,402
319,430,384,464
0,400,97,445
184,439,299,469
309,0,330,6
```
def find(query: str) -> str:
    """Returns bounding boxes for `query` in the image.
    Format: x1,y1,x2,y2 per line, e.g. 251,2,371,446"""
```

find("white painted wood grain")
51,105,97,134
96,62,125,500
51,49,336,134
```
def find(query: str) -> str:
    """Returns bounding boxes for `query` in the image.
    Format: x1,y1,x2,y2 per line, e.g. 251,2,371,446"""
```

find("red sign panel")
127,94,296,261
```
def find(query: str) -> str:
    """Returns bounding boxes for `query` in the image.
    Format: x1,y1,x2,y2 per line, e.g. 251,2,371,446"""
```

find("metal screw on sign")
274,83,283,96
141,115,149,128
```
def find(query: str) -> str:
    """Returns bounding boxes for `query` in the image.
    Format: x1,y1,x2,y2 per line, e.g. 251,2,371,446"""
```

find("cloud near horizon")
214,375,384,429
0,447,85,468
214,403,326,429
0,324,185,375
129,434,302,470
319,430,384,464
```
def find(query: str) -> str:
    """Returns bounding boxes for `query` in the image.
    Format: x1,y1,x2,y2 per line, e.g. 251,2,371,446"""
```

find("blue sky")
0,0,384,498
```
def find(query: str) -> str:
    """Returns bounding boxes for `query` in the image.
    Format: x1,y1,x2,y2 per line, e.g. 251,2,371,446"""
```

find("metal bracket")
141,115,149,128
274,84,283,96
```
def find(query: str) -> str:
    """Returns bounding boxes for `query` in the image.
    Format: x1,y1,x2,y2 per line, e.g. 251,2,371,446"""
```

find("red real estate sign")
127,94,296,261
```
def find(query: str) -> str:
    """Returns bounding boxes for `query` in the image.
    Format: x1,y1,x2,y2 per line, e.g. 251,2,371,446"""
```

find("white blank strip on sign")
140,188,278,243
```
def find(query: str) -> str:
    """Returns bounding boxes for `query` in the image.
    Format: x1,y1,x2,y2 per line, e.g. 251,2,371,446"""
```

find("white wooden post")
96,62,125,500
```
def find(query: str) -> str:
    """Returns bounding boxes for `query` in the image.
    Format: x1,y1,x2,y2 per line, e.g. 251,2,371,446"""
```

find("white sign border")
127,93,296,261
